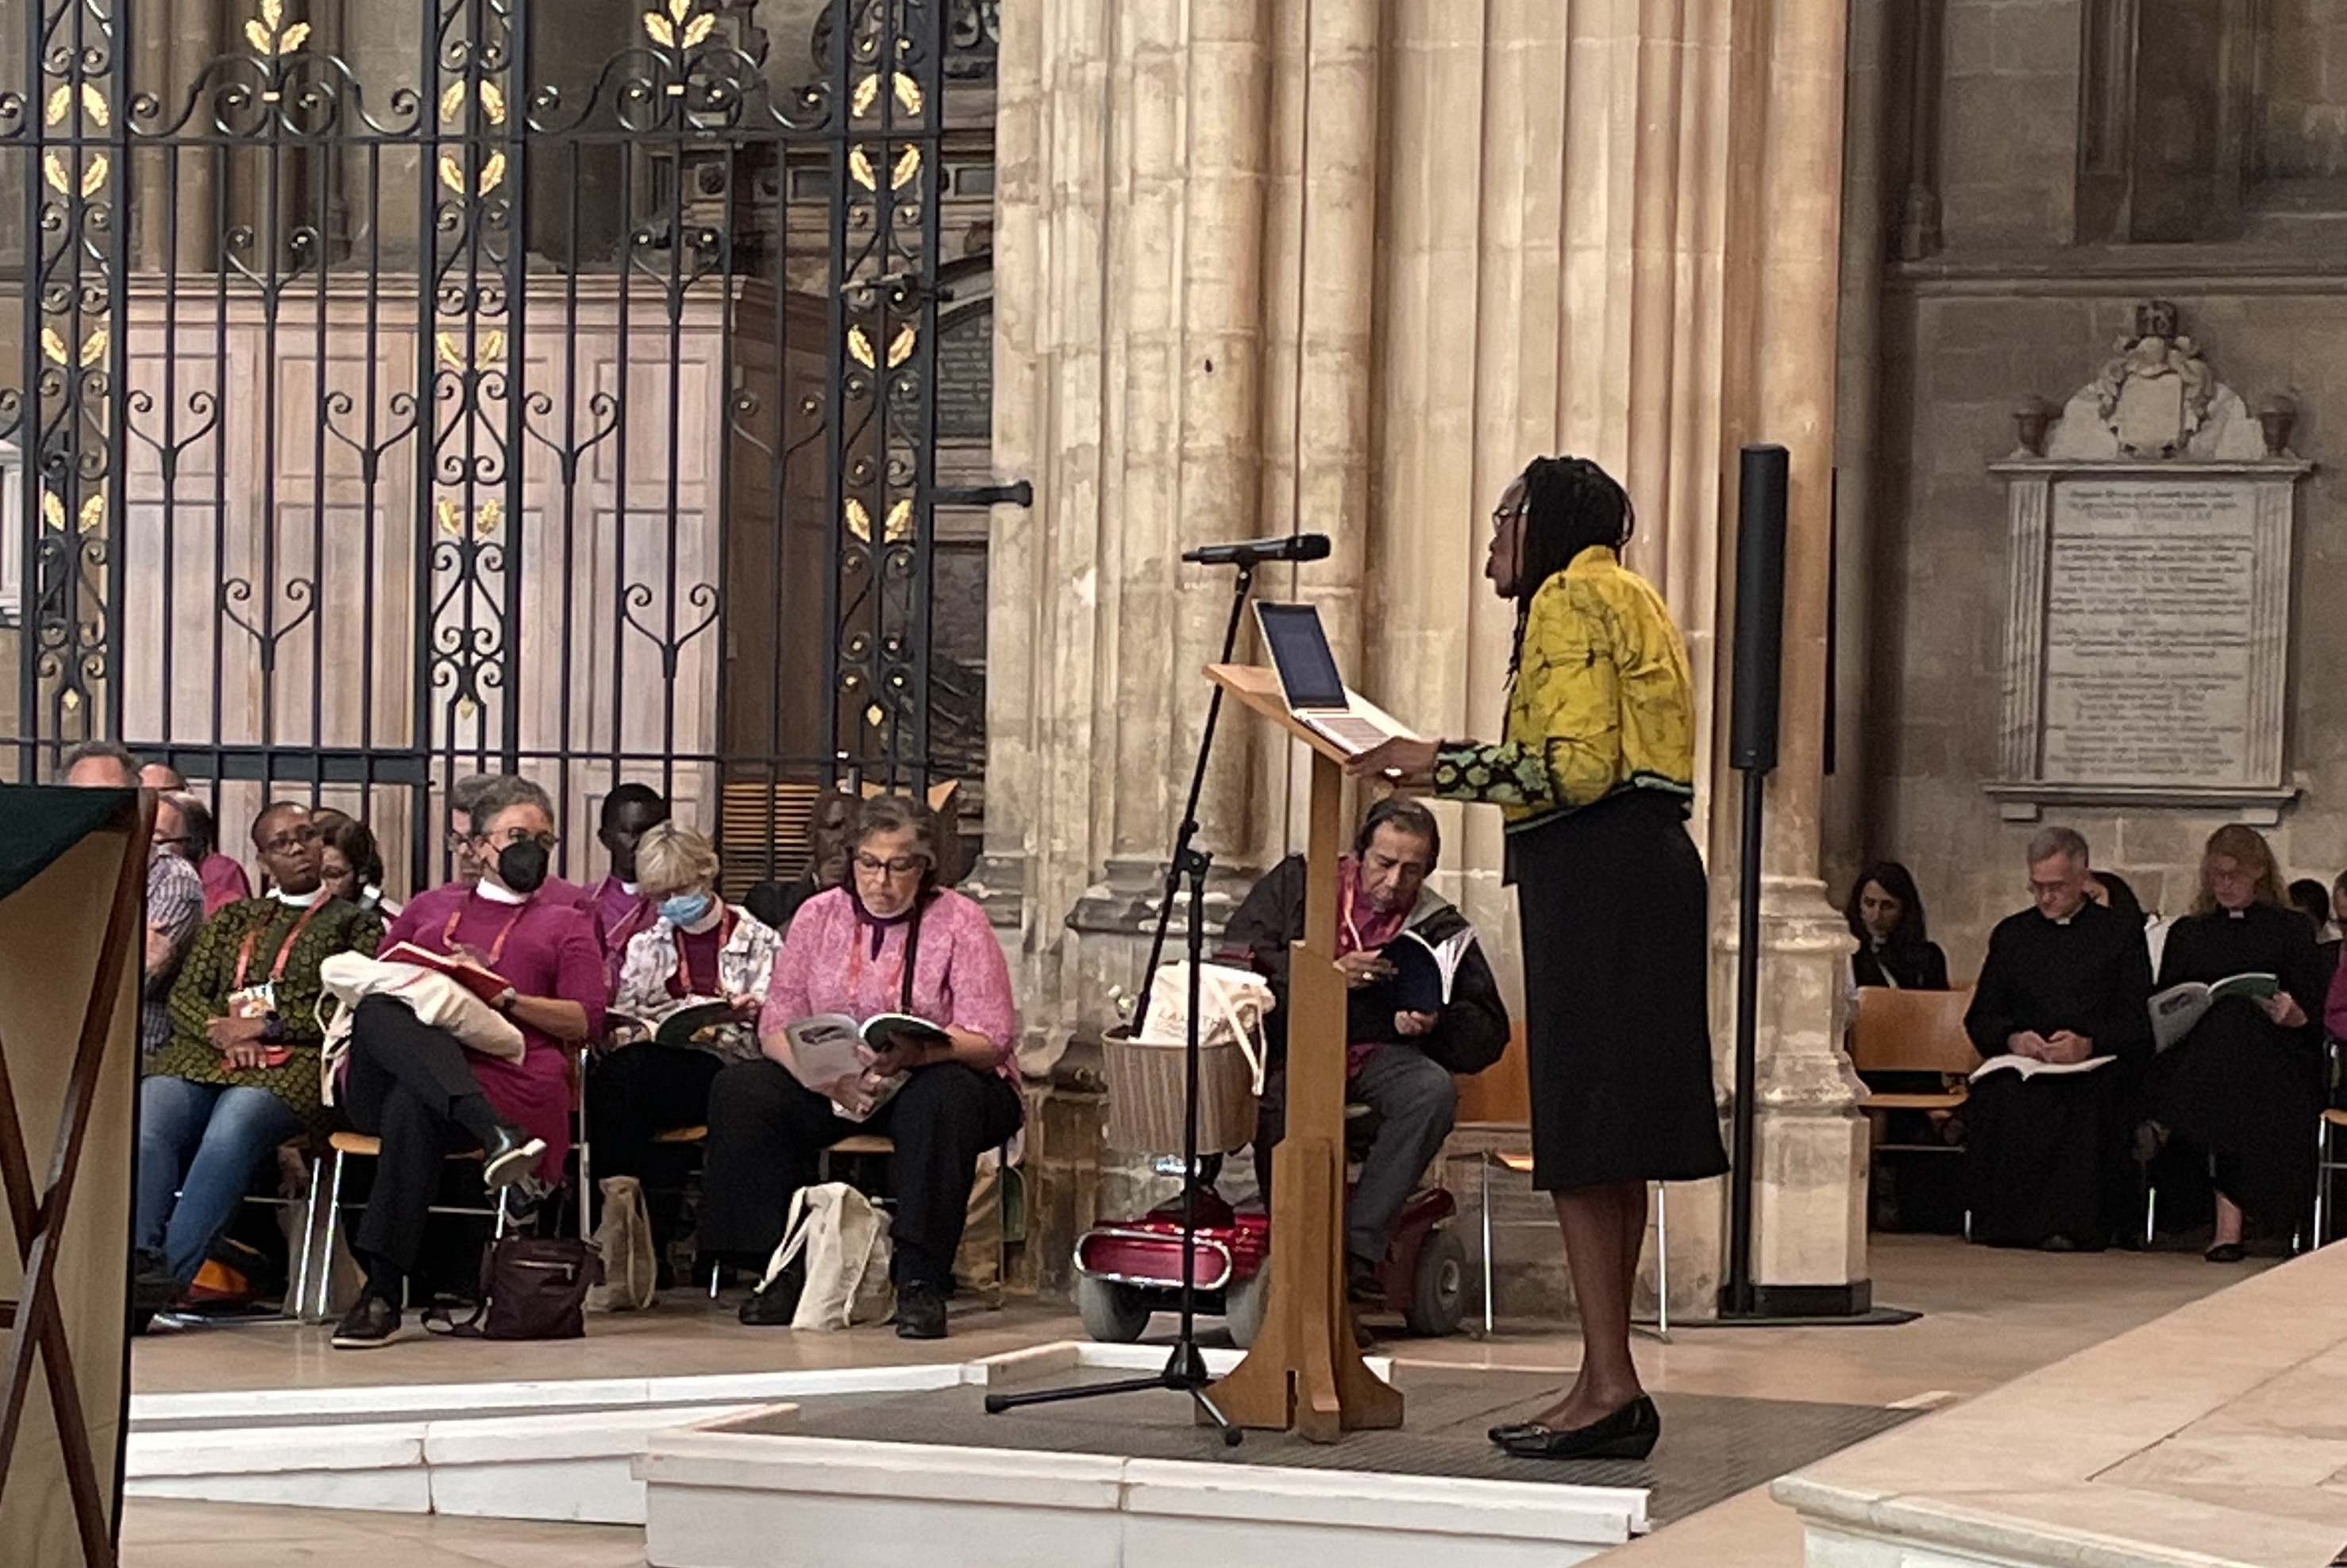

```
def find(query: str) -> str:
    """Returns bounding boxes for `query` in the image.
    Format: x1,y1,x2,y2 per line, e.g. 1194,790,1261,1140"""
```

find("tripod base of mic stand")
981,1342,1243,1446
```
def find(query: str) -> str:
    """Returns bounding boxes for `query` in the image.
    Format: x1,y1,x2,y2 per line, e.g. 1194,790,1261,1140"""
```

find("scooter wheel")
1405,1228,1468,1336
1223,1269,1269,1349
1074,1273,1152,1343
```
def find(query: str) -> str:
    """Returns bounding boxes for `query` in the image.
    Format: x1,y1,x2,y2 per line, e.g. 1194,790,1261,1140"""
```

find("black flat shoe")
1488,1420,1542,1445
2204,1242,2247,1264
1497,1394,1660,1462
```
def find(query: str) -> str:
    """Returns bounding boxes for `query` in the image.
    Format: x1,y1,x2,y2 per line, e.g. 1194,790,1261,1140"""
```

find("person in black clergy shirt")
1844,861,1949,992
1962,826,2154,1251
2152,824,2329,1263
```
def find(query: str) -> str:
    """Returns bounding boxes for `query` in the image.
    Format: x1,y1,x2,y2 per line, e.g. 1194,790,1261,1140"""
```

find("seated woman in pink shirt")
699,793,1020,1340
330,776,606,1350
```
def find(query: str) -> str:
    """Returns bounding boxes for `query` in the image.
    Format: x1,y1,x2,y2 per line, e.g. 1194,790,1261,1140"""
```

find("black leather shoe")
480,1123,547,1190
1346,1254,1384,1307
330,1294,402,1350
1496,1395,1661,1462
895,1281,948,1340
2204,1242,2247,1264
738,1258,805,1325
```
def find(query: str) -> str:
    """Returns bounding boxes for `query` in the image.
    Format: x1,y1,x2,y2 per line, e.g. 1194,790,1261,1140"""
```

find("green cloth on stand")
0,784,137,902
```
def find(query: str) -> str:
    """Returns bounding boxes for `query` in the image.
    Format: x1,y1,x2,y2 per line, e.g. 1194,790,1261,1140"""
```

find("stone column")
1825,0,1893,893
1714,0,1871,1313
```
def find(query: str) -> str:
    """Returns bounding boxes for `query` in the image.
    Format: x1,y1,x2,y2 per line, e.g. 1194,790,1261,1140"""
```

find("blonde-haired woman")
590,821,781,1277
2154,823,2329,1261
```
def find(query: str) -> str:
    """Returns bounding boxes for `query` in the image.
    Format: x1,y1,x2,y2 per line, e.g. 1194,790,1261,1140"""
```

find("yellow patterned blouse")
1432,545,1697,831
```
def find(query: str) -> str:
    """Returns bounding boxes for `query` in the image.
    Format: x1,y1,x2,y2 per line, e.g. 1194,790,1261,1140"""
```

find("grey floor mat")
765,1366,1916,1526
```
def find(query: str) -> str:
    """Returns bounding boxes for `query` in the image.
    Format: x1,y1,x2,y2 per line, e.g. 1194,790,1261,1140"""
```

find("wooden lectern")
1201,665,1405,1441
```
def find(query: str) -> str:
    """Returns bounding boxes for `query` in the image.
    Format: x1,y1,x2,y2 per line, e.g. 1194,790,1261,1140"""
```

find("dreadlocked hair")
1506,455,1635,684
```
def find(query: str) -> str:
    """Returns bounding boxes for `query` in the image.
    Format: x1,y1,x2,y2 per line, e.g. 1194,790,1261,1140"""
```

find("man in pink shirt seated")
331,775,606,1350
141,766,253,915
584,780,670,996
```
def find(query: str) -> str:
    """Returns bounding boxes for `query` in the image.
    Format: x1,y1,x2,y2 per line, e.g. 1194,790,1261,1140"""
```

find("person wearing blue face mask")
592,821,782,1282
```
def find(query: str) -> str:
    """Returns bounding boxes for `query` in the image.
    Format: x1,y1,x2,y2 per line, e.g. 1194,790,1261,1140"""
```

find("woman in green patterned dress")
135,803,383,1291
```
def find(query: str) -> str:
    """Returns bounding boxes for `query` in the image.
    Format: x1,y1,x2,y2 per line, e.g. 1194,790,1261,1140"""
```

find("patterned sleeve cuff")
1431,741,1551,807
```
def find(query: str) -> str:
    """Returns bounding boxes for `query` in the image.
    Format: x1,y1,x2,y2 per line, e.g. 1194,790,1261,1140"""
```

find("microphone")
1179,532,1332,568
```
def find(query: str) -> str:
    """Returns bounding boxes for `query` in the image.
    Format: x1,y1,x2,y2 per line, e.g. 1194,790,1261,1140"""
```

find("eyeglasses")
852,853,926,877
261,825,322,854
482,829,559,851
151,833,191,850
1490,505,1527,533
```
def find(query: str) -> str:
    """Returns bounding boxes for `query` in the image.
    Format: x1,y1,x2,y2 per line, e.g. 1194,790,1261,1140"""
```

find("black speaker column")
1721,444,1787,1319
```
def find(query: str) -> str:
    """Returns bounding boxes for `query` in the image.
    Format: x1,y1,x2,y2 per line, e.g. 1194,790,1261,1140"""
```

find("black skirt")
1509,791,1730,1191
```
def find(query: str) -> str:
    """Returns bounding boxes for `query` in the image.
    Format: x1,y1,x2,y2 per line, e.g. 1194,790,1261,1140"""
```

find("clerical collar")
847,885,921,957
476,880,530,906
273,886,324,907
620,880,639,896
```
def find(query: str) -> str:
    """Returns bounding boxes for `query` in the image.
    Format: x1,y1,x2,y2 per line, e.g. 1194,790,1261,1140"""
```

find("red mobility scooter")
1071,1119,1470,1347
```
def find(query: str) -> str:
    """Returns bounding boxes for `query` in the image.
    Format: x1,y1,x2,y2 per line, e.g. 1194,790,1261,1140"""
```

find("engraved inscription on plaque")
935,303,992,441
2040,480,2256,784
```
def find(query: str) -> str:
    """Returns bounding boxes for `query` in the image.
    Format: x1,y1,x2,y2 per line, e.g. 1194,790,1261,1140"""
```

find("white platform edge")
121,1341,1409,1529
640,1422,1646,1568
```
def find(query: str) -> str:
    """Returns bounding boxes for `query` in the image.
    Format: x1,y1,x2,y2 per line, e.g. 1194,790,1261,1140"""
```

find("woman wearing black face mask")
330,780,607,1350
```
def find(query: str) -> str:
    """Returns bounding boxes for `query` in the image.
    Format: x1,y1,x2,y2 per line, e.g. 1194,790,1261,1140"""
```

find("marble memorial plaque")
2039,480,2256,784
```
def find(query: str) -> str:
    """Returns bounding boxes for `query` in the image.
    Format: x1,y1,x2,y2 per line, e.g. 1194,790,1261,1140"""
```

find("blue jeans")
136,1075,301,1285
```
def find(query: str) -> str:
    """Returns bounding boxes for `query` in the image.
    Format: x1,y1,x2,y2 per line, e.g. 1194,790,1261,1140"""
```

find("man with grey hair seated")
1961,826,2156,1250
62,740,206,1056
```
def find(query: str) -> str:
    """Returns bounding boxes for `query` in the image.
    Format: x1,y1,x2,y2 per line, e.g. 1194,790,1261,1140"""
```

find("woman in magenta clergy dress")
699,794,1020,1340
329,777,607,1349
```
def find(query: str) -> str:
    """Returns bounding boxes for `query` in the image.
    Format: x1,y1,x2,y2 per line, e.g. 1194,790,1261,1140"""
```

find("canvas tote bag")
585,1175,658,1312
758,1181,895,1330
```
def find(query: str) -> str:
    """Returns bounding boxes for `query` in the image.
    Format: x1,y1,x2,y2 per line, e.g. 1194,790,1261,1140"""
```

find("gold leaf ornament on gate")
850,72,923,119
847,326,876,369
439,80,510,126
79,494,105,534
886,326,915,368
883,499,913,542
40,492,64,531
244,0,311,56
40,327,67,365
645,0,716,48
844,498,872,541
79,328,108,368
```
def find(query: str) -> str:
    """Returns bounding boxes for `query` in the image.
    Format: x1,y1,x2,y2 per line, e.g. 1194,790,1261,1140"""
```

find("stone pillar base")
1721,873,1873,1305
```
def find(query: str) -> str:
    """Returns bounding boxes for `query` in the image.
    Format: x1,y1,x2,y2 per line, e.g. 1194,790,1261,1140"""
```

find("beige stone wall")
1937,0,2083,248
1864,283,2347,977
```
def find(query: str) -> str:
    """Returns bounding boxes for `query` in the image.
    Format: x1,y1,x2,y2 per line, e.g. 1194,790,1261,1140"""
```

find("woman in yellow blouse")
1351,455,1725,1462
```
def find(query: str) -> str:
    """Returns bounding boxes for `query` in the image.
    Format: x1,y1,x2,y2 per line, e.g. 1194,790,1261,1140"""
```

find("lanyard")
674,907,738,996
233,900,324,991
846,906,924,1015
441,896,529,969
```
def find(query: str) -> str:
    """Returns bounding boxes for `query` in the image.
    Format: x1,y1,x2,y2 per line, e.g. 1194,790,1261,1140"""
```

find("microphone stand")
982,560,1258,1445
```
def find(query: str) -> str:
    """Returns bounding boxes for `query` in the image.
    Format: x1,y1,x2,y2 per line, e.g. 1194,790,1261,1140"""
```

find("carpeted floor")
767,1365,1917,1525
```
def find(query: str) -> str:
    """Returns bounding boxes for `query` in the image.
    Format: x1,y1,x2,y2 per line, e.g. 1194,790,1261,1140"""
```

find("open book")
1378,926,1477,1015
380,941,510,1006
1970,1054,2117,1085
2149,973,2279,1052
783,1012,954,1120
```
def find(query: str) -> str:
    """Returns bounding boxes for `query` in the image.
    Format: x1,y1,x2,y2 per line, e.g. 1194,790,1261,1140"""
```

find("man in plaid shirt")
64,741,206,1054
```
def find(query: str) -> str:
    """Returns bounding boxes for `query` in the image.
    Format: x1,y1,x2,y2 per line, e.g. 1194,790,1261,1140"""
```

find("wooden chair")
1848,986,1982,1112
306,1131,508,1320
1848,986,1978,1235
1449,1023,1673,1340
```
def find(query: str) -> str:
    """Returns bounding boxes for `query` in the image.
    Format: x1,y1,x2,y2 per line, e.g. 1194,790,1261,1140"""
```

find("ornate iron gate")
2,0,987,891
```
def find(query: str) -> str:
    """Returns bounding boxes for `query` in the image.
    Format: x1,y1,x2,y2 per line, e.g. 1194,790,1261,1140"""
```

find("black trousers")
588,1045,723,1177
698,1057,1022,1289
341,996,504,1285
587,1044,723,1258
